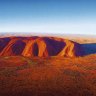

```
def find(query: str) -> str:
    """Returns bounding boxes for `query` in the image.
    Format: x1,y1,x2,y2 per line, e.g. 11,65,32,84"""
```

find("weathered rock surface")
0,37,83,57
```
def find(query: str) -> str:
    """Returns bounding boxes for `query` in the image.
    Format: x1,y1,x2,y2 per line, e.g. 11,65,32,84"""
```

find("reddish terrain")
0,55,96,96
0,36,96,96
0,37,83,57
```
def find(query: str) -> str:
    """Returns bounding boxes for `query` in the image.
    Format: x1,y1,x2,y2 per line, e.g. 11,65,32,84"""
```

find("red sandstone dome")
0,36,83,57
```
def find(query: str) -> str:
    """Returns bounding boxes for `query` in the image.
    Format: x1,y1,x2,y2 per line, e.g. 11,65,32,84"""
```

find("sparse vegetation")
0,55,96,96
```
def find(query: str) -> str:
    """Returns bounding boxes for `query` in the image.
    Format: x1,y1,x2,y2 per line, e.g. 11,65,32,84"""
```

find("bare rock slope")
0,37,83,57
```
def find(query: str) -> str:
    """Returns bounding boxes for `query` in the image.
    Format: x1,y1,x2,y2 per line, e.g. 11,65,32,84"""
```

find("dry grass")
0,55,96,96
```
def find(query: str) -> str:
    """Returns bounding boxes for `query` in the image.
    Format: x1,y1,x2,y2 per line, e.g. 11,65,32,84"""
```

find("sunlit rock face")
0,36,83,57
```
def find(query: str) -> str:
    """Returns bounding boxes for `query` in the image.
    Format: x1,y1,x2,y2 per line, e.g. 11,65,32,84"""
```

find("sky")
0,0,96,35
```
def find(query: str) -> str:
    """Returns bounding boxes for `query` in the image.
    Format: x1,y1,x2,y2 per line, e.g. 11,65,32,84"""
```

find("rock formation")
0,36,83,57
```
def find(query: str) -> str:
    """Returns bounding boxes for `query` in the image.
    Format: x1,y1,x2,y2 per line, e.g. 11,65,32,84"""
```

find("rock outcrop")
0,36,83,57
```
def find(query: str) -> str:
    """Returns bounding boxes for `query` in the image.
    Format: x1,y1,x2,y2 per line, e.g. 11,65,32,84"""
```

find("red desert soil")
0,55,96,96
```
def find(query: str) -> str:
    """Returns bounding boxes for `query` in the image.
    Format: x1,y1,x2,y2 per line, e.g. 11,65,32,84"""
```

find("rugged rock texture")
0,36,83,57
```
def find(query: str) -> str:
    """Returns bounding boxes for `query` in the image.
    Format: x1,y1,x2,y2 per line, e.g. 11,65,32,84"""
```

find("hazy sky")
0,0,96,35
